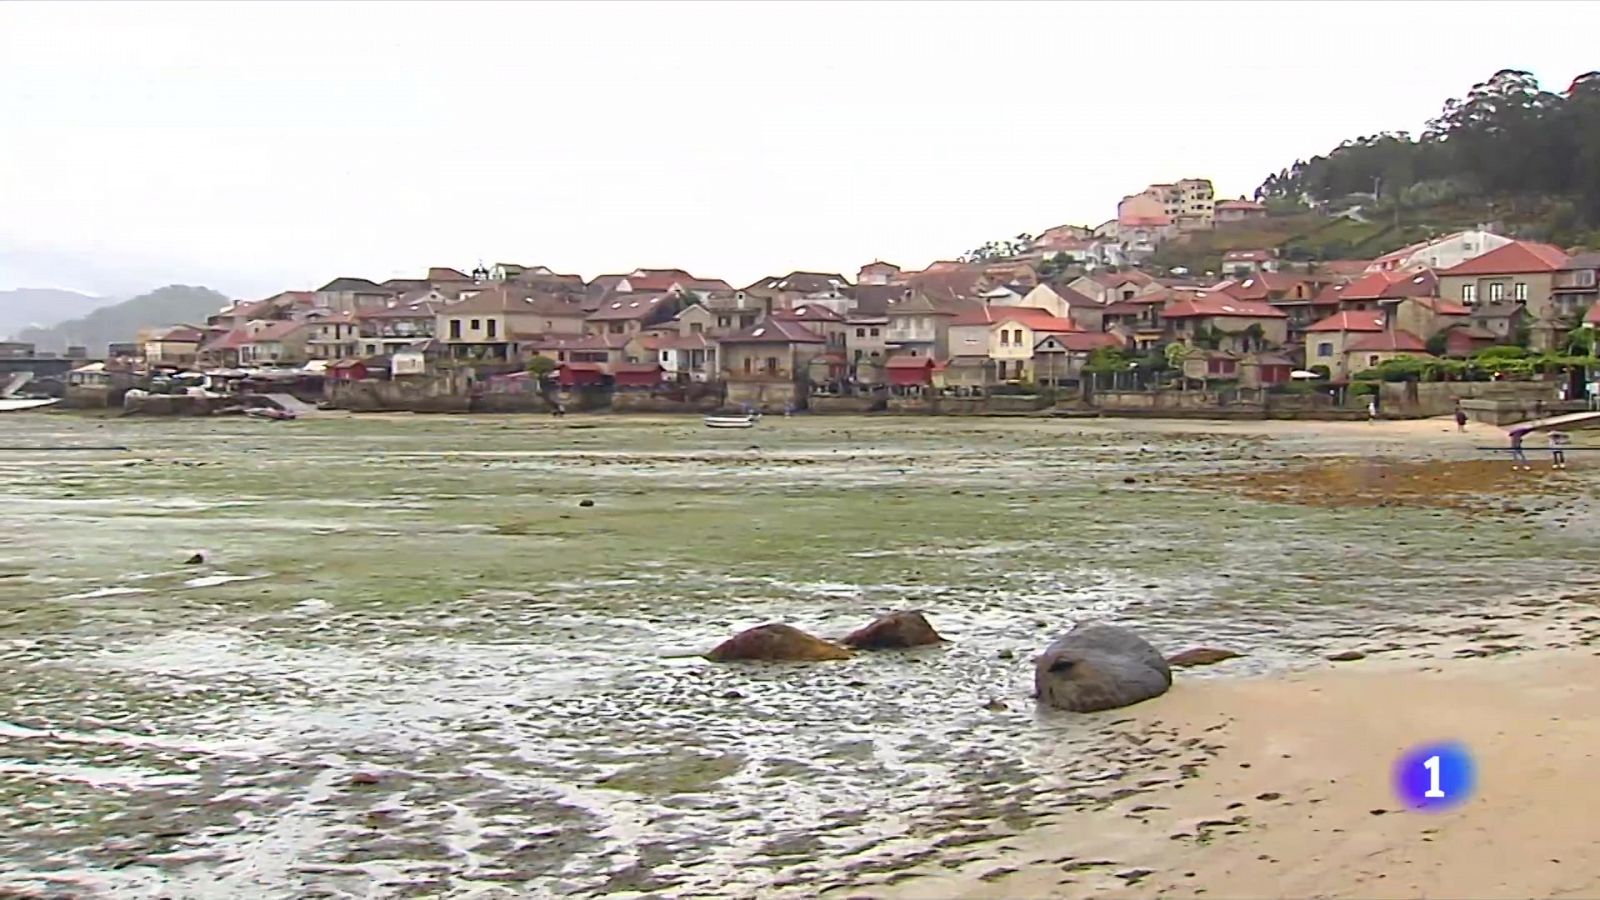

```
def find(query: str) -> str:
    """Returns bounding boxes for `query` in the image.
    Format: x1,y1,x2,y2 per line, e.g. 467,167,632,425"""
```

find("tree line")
1257,70,1600,230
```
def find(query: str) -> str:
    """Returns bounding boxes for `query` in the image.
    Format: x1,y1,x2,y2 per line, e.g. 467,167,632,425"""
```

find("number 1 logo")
1395,742,1474,811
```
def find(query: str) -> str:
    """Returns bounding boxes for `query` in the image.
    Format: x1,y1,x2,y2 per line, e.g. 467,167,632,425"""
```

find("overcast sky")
3,1,1597,299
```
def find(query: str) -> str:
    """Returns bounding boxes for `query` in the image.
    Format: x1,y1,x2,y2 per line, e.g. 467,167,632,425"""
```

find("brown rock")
1166,647,1243,668
704,623,852,662
840,610,945,650
1327,650,1366,662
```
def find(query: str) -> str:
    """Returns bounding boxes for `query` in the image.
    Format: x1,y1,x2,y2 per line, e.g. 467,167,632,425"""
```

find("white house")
1368,230,1514,274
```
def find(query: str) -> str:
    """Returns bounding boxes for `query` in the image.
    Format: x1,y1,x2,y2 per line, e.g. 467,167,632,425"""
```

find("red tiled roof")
1219,272,1308,301
1345,330,1428,353
775,304,845,322
1587,304,1600,326
621,269,697,291
1217,200,1267,211
247,321,307,342
1439,241,1570,276
885,355,937,369
721,318,825,343
1305,310,1385,332
1326,269,1438,302
153,325,205,343
1035,332,1124,352
587,293,672,321
1402,295,1470,316
200,328,250,351
949,306,1081,331
1161,295,1286,319
1320,260,1373,277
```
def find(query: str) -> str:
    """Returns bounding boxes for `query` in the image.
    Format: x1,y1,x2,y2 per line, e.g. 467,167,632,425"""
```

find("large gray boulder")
1034,622,1172,712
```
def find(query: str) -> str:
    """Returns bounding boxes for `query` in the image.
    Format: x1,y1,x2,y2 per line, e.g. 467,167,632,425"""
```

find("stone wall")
809,396,885,414
121,393,218,416
725,381,802,412
1377,381,1557,418
611,392,725,413
882,395,1045,415
328,374,473,413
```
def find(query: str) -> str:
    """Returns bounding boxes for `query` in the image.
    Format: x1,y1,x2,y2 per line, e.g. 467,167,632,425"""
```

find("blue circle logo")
1393,741,1475,811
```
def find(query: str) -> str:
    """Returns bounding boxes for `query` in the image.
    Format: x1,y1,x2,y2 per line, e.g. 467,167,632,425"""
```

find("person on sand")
1549,430,1570,470
1367,395,1378,423
1454,403,1468,433
1509,427,1531,471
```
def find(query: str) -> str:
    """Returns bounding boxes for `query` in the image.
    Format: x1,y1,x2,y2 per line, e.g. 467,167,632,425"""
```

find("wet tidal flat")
1,413,1594,898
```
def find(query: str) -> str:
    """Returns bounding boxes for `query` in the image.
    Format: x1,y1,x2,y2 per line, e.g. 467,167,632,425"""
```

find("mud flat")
1,412,1597,898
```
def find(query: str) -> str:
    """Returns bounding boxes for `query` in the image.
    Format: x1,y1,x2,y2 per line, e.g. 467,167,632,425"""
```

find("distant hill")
14,285,230,354
0,288,111,340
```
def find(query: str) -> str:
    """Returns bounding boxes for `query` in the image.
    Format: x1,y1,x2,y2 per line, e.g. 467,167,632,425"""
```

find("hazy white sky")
3,1,1597,299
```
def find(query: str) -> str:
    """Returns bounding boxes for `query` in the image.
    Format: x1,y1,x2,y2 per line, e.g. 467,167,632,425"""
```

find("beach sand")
869,597,1600,900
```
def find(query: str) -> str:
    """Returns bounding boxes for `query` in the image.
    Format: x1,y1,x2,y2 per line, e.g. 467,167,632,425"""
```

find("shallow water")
1,414,1594,898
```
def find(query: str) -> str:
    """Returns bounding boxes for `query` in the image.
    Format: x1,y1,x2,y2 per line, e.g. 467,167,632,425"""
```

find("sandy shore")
866,597,1600,900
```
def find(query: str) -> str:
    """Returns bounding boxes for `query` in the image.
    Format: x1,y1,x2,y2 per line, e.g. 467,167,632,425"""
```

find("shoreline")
855,591,1600,900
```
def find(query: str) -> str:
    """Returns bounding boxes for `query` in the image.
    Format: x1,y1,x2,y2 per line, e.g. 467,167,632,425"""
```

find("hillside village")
0,168,1588,420
44,171,1588,414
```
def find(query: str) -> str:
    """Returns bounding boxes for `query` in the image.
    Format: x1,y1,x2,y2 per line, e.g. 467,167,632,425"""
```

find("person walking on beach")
1549,429,1570,470
1589,379,1600,411
1367,395,1378,423
1454,402,1468,433
1509,427,1531,471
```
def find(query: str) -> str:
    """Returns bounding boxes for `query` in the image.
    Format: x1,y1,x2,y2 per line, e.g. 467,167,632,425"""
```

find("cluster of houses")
126,222,1600,409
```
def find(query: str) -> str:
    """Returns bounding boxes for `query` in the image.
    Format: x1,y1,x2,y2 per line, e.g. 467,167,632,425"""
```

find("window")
470,318,481,330
690,322,703,334
1514,282,1528,302
1368,355,1380,367
718,316,730,327
869,327,880,337
1461,284,1477,305
1317,342,1333,358
999,331,1010,347
854,349,863,361
1012,328,1023,345
1489,282,1504,303
486,319,497,339
765,356,778,373
856,327,865,337
449,319,462,339
609,323,625,334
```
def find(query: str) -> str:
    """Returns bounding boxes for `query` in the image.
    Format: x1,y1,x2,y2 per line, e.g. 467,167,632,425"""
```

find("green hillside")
15,285,229,354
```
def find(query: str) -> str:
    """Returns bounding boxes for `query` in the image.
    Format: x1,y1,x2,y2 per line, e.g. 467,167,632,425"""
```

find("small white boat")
0,397,60,413
704,414,758,429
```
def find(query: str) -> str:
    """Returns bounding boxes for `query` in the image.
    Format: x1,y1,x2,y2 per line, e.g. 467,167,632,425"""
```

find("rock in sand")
1035,622,1172,713
841,610,945,650
705,623,853,662
1166,647,1244,668
184,553,205,565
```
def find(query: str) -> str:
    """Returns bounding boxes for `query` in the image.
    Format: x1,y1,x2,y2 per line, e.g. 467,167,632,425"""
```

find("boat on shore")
0,397,60,413
704,413,758,429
